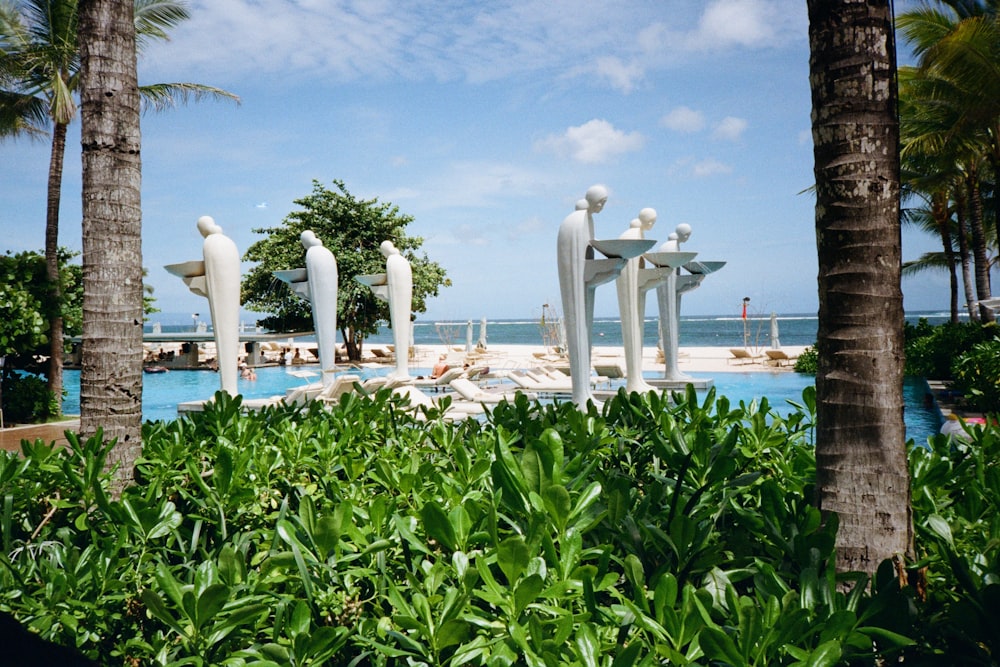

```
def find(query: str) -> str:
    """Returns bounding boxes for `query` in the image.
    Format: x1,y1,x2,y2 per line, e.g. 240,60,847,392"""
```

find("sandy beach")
383,342,808,376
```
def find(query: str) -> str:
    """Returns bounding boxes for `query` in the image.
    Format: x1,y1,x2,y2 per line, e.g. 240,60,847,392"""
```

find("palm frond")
134,0,190,51
139,82,240,113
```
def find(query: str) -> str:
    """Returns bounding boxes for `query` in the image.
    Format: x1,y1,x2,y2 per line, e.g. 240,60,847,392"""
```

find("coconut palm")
899,65,992,320
0,0,238,413
898,1,1000,318
77,0,142,489
807,0,913,576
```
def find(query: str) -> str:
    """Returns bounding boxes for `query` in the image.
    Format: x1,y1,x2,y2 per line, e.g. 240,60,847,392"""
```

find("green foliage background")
241,180,449,352
3,386,991,665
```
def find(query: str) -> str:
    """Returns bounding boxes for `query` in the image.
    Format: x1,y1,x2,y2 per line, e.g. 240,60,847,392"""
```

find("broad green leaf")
498,536,530,584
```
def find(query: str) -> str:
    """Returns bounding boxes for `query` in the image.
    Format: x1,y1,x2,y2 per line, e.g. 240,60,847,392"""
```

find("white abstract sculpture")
557,185,653,406
655,224,695,383
274,231,339,386
615,208,670,393
357,241,413,380
164,216,241,395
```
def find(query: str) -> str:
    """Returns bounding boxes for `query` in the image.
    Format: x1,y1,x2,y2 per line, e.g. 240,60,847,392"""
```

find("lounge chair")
764,350,796,367
413,366,466,391
449,378,536,404
391,385,484,419
593,362,625,379
728,348,757,365
315,374,363,404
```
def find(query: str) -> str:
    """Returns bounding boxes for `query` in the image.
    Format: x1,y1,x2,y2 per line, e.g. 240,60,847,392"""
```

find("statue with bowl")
558,185,655,406
164,216,241,395
274,230,339,386
356,241,413,381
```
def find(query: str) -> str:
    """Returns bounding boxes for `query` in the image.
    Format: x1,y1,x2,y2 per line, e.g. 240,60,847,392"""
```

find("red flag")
741,302,747,320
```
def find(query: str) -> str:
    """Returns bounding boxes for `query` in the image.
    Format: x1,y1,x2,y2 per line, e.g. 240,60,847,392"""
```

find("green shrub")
0,372,57,424
951,337,1000,413
904,320,997,379
0,387,974,665
793,345,817,373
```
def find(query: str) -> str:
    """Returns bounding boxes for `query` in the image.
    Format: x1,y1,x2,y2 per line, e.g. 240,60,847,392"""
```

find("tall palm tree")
0,0,238,413
807,0,913,577
900,65,986,320
78,0,142,491
898,1,1000,318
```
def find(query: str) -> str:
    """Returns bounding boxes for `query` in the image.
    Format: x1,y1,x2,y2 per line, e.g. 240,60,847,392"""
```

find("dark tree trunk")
954,192,978,321
78,0,143,494
808,0,913,577
45,121,67,411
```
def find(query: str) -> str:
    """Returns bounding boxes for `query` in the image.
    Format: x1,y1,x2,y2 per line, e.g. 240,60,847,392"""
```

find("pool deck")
0,420,79,453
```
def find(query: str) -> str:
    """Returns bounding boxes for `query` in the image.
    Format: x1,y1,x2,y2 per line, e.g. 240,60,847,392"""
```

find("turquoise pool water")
60,368,941,444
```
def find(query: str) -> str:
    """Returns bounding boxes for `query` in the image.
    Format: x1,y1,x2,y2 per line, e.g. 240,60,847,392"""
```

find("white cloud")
661,106,706,133
594,56,644,93
712,116,748,141
692,158,734,177
698,0,777,47
535,120,645,164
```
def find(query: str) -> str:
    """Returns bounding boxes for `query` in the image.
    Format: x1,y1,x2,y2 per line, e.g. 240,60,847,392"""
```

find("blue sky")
3,0,944,325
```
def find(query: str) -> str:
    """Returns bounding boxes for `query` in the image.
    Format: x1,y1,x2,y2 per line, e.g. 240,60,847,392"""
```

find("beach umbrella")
478,317,487,349
770,312,781,350
466,320,474,353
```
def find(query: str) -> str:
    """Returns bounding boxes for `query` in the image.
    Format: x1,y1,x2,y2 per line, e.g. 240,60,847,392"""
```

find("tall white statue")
656,224,695,383
558,185,651,406
615,208,668,393
303,231,339,384
165,216,241,395
357,241,413,381
275,231,340,385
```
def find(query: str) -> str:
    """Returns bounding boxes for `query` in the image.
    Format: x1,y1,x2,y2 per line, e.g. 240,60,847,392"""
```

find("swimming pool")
60,368,941,444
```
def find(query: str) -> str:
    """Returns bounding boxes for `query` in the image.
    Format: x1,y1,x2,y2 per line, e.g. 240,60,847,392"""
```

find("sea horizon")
146,310,959,350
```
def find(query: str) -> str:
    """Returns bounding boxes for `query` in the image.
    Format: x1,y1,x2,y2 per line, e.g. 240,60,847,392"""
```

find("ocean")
150,310,955,349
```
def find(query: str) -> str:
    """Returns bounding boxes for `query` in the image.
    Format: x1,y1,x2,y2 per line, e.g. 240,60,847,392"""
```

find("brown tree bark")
45,121,67,410
78,0,144,493
808,0,914,576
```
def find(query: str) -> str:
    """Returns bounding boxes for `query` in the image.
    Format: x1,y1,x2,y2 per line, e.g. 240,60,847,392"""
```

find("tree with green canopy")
242,180,450,361
0,0,238,413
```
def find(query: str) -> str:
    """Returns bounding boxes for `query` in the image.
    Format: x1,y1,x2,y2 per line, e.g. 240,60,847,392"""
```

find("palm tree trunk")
808,0,913,577
45,121,67,412
965,169,994,322
954,193,978,321
78,0,143,494
931,194,959,322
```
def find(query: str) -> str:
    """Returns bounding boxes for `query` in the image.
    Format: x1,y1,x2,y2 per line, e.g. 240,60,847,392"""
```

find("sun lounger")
765,350,796,367
449,378,536,404
728,348,757,365
315,374,363,404
593,362,625,379
391,385,484,419
413,366,466,391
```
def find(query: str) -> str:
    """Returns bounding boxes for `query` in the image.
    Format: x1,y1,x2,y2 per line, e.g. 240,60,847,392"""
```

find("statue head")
584,185,608,213
380,240,399,258
196,215,222,237
675,223,692,243
300,230,322,249
638,208,657,231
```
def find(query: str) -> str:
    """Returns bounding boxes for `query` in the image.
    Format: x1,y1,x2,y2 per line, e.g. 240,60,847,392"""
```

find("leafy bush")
904,319,997,379
0,372,57,424
951,337,1000,413
0,386,978,665
793,346,817,373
